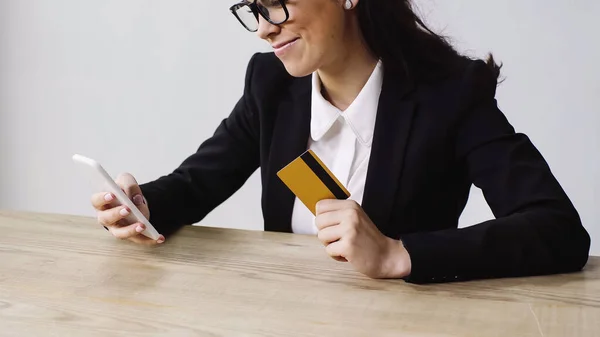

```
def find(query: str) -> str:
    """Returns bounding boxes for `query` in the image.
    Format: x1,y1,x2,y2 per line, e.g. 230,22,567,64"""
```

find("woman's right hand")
91,173,165,245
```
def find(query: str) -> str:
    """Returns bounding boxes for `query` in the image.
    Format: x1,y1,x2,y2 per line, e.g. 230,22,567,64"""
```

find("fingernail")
157,236,165,244
119,208,129,216
135,225,145,233
133,194,143,205
104,193,113,202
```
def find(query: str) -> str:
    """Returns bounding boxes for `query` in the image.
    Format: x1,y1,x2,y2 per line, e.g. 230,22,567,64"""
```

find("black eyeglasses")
229,0,290,32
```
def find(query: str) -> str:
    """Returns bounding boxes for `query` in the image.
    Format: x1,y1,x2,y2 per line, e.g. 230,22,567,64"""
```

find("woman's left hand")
315,199,412,279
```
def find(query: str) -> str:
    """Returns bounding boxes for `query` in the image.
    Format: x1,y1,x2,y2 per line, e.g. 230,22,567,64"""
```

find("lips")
272,38,299,57
272,38,299,49
272,38,299,50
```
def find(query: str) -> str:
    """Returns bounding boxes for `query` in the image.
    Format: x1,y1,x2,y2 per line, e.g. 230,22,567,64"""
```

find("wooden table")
1,211,599,336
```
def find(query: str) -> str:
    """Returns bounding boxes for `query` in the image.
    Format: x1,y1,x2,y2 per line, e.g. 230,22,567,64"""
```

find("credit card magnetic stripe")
300,151,349,200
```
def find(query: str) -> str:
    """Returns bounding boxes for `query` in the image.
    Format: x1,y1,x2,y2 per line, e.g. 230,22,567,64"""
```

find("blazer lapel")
361,70,416,238
263,76,312,233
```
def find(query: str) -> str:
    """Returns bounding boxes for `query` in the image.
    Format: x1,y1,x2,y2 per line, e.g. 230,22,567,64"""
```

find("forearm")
400,207,590,284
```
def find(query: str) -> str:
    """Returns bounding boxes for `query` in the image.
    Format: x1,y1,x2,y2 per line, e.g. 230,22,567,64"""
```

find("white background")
1,1,598,254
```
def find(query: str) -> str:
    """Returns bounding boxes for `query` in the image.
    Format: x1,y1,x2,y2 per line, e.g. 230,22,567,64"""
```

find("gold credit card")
277,149,351,215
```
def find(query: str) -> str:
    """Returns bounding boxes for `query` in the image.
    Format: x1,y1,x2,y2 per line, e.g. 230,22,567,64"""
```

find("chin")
279,59,316,78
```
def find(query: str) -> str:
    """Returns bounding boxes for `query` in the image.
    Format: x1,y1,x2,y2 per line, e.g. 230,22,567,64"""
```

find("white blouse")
291,61,384,235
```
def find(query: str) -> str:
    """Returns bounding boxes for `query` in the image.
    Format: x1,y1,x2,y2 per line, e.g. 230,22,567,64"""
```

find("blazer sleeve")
400,60,591,284
138,53,261,236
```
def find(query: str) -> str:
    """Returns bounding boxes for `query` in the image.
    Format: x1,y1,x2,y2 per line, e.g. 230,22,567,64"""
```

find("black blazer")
140,52,590,284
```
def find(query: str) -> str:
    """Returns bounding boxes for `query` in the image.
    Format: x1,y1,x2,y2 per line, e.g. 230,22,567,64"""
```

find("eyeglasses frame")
229,0,290,32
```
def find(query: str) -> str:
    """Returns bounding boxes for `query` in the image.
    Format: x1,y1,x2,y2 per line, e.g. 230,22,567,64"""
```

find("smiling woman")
90,0,590,284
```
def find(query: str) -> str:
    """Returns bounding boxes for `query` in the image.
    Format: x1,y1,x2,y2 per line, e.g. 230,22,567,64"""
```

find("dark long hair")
356,0,502,82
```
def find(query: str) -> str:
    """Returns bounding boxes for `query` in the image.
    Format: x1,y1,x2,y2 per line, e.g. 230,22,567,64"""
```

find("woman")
91,0,590,284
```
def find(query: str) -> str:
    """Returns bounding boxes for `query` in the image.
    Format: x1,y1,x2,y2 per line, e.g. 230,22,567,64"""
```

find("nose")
256,15,280,40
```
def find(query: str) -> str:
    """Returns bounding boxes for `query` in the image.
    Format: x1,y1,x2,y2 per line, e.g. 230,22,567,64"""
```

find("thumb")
115,173,149,219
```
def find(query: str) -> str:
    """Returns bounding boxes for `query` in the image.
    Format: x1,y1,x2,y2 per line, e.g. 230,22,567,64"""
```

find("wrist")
383,238,412,278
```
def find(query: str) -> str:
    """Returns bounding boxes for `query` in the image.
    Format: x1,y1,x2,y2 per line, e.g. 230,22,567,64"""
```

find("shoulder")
457,57,500,104
413,57,500,111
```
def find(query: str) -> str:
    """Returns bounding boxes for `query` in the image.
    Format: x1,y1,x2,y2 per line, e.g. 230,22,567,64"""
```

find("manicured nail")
119,208,129,216
104,193,113,202
132,194,143,205
135,225,145,233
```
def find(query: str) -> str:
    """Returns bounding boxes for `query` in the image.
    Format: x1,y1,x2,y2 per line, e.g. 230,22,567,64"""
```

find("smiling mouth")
272,38,299,51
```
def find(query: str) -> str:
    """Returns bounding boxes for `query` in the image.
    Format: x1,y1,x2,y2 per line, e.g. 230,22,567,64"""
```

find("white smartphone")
72,154,160,240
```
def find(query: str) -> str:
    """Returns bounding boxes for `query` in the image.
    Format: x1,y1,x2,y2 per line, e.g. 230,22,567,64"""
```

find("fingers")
315,207,360,231
91,192,115,210
108,222,166,245
116,173,141,199
316,199,360,215
319,224,348,262
115,173,150,218
325,240,348,262
128,234,166,246
109,221,146,239
315,211,341,231
317,224,343,246
98,205,131,227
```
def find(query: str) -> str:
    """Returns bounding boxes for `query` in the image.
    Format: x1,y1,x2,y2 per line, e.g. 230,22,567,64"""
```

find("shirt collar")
310,60,383,147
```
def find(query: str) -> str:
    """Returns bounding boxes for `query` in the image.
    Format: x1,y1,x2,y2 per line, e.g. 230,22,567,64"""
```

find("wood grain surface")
1,210,599,336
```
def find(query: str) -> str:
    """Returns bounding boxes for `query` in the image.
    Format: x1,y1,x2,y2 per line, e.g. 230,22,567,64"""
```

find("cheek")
279,3,344,75
293,3,341,46
301,24,340,56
